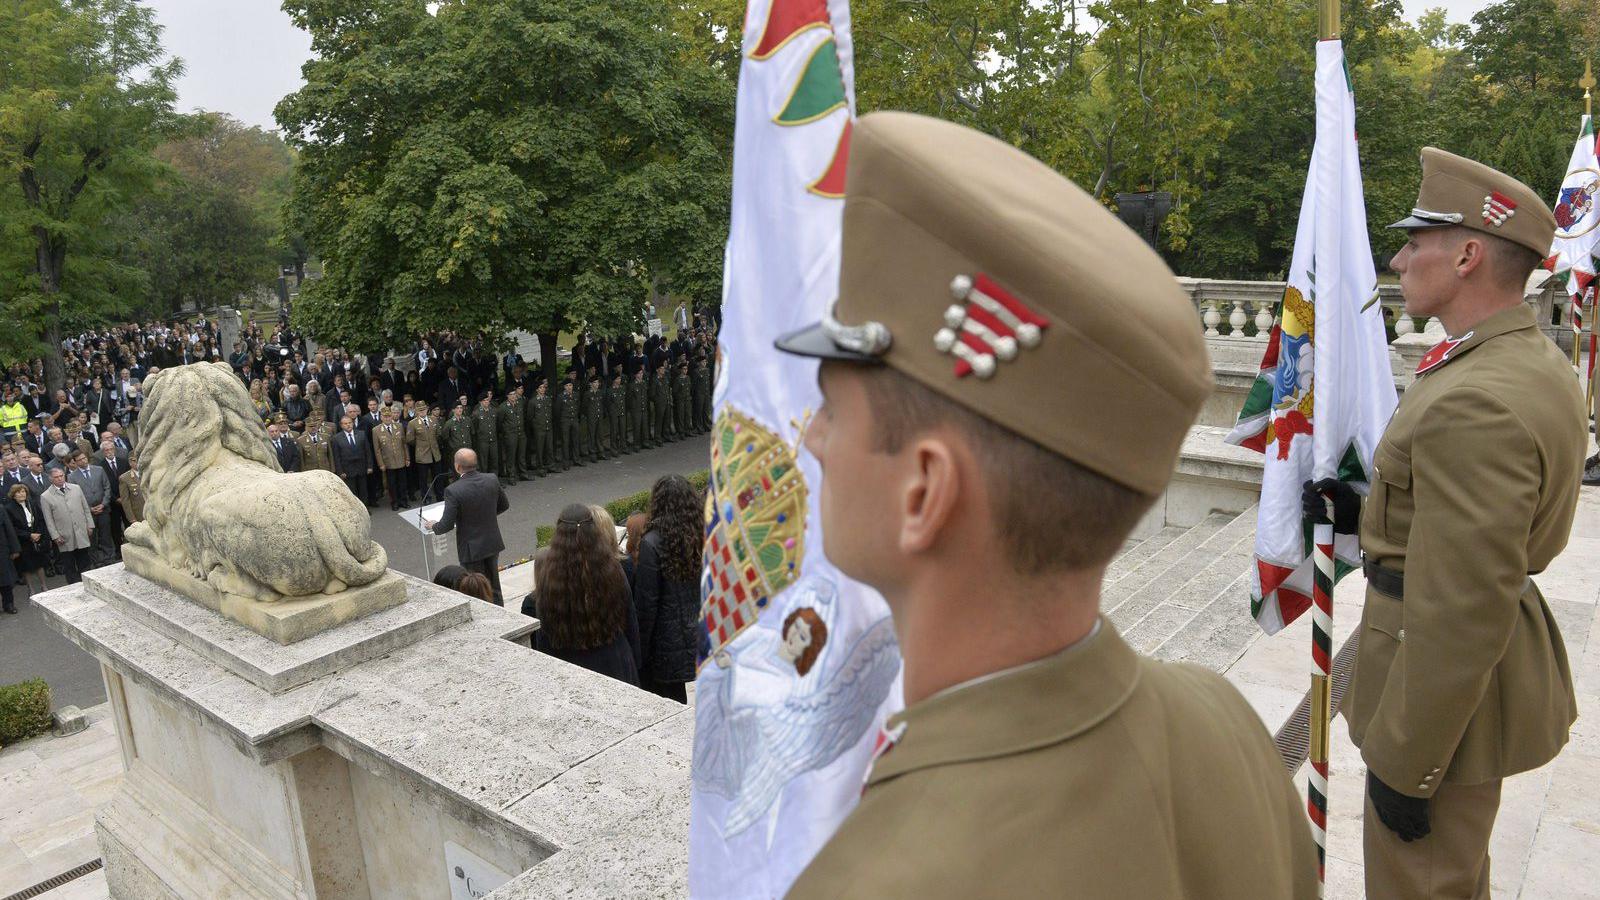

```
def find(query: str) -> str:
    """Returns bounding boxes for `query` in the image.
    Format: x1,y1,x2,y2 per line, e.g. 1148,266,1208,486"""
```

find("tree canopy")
0,0,181,389
277,0,735,379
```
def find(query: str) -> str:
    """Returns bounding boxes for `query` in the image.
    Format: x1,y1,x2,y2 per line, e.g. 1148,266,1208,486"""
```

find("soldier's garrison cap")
1390,147,1556,256
776,111,1213,496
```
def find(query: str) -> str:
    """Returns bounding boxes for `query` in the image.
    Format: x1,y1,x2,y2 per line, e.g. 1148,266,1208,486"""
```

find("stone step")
1103,511,1235,610
1106,507,1258,633
1122,528,1261,668
1106,525,1189,586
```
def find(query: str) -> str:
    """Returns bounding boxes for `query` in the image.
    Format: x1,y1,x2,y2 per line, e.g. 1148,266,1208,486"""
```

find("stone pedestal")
37,566,693,899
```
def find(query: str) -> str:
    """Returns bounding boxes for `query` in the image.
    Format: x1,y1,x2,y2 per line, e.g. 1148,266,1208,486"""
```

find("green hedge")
0,678,53,746
534,469,710,548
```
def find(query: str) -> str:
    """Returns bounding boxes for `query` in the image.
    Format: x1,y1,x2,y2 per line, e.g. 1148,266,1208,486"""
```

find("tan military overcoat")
373,422,409,471
787,621,1318,899
1345,304,1585,796
408,415,442,464
118,469,145,523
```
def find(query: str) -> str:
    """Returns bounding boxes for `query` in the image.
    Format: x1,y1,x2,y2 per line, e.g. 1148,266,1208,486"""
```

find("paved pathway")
0,705,119,899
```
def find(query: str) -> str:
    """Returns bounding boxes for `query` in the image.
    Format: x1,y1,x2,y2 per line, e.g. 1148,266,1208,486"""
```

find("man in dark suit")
423,448,509,605
268,423,302,473
438,366,467,413
94,437,128,549
331,416,375,506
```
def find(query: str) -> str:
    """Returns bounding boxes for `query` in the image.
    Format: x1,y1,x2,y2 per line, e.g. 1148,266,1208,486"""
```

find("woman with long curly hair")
633,474,704,702
527,503,640,685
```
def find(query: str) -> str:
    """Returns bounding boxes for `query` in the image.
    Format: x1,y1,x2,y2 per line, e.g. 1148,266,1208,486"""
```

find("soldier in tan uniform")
298,413,334,473
775,112,1317,899
117,452,145,524
1311,149,1585,899
409,405,444,502
373,408,412,511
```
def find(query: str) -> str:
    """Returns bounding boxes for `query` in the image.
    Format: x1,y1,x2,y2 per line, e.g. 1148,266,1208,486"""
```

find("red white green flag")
1226,40,1397,634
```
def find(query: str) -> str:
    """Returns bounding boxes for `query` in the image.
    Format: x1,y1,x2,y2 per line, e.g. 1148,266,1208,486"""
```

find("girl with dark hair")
526,503,640,685
632,474,704,702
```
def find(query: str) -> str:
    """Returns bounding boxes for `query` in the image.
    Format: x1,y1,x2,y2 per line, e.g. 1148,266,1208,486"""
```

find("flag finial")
1581,60,1595,117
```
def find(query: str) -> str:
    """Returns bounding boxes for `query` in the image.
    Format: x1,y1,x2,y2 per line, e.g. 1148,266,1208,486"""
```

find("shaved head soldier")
777,111,1316,899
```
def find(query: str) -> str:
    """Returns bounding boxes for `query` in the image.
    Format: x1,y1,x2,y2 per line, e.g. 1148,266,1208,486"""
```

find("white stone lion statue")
124,362,388,603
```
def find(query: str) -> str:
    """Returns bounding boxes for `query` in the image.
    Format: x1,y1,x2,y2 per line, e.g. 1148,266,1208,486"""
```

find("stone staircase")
1107,506,1264,674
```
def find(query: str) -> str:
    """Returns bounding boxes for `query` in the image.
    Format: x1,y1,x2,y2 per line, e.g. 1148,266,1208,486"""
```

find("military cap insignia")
1481,191,1517,227
934,274,1050,379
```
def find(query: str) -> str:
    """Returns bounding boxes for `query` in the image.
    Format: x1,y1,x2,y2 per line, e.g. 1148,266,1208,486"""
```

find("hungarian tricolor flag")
1225,40,1397,633
690,1,902,897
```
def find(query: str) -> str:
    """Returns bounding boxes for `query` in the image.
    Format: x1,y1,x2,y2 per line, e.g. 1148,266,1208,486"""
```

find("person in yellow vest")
775,111,1316,899
373,407,412,511
0,390,27,442
1309,149,1585,899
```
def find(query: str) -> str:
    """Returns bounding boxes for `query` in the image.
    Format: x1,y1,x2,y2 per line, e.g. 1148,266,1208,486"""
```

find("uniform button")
1430,767,1440,774
1423,774,1434,782
1397,629,1405,641
1418,783,1428,790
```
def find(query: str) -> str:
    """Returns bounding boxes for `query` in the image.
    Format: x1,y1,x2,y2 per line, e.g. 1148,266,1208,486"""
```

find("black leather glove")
1367,772,1431,842
1301,478,1361,535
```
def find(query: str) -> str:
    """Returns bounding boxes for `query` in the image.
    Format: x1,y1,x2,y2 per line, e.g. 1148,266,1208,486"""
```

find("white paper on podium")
398,502,447,534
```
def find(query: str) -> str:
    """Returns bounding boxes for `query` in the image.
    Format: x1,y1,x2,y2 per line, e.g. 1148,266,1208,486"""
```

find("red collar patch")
1415,330,1475,375
861,721,907,795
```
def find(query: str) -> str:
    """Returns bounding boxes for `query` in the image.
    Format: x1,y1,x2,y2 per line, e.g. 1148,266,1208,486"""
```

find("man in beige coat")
41,465,94,583
776,112,1317,899
1315,148,1585,899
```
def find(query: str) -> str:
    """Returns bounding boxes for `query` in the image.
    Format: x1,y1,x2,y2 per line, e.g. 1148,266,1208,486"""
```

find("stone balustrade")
1176,275,1564,346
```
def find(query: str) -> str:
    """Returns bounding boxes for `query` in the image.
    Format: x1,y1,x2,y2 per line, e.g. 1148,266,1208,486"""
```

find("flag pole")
1575,61,1594,372
1309,6,1338,895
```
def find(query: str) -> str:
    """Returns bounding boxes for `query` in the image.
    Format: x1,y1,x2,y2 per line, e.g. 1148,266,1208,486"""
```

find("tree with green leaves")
0,0,181,391
277,0,734,386
121,113,293,318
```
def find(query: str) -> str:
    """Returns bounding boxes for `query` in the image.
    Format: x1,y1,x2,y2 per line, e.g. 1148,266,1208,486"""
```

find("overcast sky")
144,0,1495,133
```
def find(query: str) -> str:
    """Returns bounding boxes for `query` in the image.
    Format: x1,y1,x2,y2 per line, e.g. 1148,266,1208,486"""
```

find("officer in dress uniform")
118,453,145,524
373,408,411,511
1309,148,1585,900
557,379,579,469
298,414,334,473
776,111,1316,899
408,405,443,499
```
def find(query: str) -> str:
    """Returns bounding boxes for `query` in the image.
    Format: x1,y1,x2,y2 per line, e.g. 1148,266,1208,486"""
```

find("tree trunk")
41,311,65,396
538,331,560,390
35,230,67,394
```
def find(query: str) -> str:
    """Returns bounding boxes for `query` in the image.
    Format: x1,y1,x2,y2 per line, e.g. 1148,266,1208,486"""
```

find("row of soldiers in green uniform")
285,355,714,485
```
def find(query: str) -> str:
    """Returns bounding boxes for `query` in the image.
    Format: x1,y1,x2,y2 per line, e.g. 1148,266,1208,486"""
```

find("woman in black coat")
631,474,704,703
525,504,640,686
0,491,22,614
3,484,46,596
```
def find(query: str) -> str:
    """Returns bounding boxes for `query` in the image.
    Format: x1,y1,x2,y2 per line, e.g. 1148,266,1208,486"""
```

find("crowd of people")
0,306,720,620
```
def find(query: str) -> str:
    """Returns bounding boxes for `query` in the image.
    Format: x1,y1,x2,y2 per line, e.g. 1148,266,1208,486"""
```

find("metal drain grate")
1273,631,1361,772
2,858,103,900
